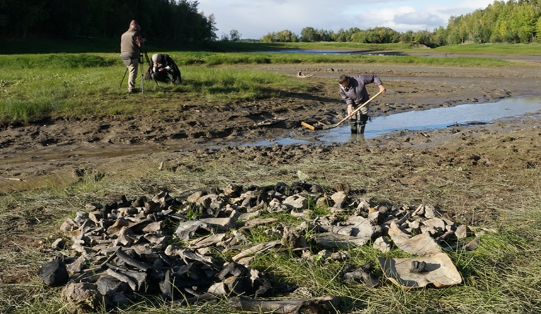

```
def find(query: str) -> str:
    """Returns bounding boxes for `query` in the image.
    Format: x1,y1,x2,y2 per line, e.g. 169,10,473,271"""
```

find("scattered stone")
342,263,380,287
378,253,462,289
37,259,69,286
51,238,66,250
40,181,480,312
61,282,101,313
228,295,339,314
373,236,392,253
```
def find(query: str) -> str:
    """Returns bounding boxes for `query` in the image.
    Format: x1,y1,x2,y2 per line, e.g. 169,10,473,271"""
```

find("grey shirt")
120,29,141,59
339,74,383,106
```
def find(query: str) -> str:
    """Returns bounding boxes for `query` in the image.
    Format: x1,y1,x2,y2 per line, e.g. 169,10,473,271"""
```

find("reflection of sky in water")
252,50,541,61
317,96,541,143
254,50,361,55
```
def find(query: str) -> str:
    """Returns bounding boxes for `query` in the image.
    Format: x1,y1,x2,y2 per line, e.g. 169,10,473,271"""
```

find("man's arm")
134,32,146,48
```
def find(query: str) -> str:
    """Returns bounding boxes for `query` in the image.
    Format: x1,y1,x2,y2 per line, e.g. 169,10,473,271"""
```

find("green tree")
276,30,297,42
229,29,241,41
260,32,276,43
300,27,319,42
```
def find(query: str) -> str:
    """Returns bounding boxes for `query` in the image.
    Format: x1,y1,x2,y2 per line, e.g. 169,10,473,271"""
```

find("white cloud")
197,0,497,39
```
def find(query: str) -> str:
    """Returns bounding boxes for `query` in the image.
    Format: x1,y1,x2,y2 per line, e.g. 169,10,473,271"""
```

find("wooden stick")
332,90,383,128
301,122,316,131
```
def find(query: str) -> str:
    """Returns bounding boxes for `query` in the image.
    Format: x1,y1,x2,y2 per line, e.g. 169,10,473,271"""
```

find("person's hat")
129,20,140,31
151,54,161,63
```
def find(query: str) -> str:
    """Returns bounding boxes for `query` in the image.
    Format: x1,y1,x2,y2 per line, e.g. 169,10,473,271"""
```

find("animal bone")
297,71,316,78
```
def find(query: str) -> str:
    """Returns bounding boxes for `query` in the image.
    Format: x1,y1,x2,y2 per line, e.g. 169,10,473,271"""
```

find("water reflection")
252,49,541,61
316,96,541,144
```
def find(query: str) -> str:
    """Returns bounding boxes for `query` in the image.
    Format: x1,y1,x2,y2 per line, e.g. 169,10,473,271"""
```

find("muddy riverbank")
1,61,541,194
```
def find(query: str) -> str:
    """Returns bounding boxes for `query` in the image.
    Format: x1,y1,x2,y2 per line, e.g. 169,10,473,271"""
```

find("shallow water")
4,97,541,166
239,96,541,146
253,49,541,61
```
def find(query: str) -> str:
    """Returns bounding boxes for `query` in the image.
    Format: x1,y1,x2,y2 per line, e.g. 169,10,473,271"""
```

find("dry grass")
2,121,541,313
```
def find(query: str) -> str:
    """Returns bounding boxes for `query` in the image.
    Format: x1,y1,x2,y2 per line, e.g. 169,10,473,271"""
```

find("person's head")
129,20,140,31
151,54,162,64
339,75,351,89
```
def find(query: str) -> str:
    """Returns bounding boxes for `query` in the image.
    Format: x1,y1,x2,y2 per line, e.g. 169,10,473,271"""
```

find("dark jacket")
340,75,383,106
149,54,181,84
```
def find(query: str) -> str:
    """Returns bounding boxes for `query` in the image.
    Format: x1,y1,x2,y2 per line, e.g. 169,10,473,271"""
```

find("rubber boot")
349,112,359,134
359,114,369,134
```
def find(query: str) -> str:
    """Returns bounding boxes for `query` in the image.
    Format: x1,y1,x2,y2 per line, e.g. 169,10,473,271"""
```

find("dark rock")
61,282,101,313
96,275,129,297
37,259,69,286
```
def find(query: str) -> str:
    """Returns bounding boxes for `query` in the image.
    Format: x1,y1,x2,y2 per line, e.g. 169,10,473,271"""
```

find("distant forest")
257,0,541,46
0,0,217,43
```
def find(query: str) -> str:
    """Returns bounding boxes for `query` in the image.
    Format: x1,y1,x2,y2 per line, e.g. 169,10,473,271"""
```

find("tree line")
258,0,541,46
0,0,217,44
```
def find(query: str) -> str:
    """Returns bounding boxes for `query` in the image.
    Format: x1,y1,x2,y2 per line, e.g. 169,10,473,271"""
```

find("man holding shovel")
339,74,386,134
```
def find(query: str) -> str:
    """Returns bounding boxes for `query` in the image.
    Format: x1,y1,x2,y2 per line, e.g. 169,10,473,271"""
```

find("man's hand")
379,84,386,94
347,104,354,117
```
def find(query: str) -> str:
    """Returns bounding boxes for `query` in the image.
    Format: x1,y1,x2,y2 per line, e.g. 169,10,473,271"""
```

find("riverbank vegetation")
0,50,515,125
259,0,541,46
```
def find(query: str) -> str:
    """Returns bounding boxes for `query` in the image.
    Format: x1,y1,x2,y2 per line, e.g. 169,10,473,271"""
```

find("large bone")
228,295,338,314
296,71,316,78
232,241,281,263
116,249,151,272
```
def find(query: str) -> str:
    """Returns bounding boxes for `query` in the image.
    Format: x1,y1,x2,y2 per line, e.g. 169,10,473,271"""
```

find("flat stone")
283,195,307,209
330,191,347,209
61,282,101,313
388,222,442,256
373,236,392,253
312,233,370,248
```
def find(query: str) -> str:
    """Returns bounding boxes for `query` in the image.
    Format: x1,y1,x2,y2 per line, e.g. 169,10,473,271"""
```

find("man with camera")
120,20,146,94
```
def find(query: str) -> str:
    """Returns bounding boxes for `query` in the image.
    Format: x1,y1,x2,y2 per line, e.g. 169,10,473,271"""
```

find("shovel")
302,90,383,130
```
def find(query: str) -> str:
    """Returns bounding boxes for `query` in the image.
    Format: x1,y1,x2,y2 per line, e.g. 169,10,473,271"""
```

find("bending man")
150,54,181,84
339,74,386,134
120,20,145,94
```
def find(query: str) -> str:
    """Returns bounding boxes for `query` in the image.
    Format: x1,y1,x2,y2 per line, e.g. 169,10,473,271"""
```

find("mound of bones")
38,180,480,314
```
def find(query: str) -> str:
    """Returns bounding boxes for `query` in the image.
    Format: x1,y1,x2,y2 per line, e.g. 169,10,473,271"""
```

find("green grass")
0,50,514,124
210,41,414,52
173,51,512,67
212,41,541,57
0,54,310,123
2,143,541,313
433,43,541,55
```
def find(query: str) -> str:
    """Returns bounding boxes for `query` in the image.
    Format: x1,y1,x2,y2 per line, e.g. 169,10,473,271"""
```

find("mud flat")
2,60,541,313
1,61,541,191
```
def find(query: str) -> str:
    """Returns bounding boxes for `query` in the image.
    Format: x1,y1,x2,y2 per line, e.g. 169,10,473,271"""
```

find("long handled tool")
301,90,383,131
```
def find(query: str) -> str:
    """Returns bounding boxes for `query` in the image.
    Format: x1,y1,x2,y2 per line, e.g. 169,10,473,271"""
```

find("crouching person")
148,54,181,84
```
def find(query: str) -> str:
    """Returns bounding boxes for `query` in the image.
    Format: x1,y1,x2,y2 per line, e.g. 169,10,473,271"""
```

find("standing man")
339,74,386,134
120,20,145,94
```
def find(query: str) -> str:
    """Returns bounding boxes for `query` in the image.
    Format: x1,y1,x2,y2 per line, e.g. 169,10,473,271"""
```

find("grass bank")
1,126,541,313
0,54,310,124
0,50,515,125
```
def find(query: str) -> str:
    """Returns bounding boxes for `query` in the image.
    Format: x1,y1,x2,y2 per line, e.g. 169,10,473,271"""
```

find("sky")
197,0,495,40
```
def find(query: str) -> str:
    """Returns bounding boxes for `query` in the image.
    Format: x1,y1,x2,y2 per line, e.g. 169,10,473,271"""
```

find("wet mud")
1,61,541,193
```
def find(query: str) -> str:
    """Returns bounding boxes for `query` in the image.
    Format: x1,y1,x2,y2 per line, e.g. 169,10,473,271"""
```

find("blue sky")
197,0,495,39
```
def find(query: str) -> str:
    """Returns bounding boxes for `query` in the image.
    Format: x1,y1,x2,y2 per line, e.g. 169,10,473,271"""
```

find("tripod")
140,45,159,94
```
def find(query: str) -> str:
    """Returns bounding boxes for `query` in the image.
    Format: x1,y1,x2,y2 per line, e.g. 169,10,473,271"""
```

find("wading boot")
359,114,369,134
350,120,358,134
349,112,360,134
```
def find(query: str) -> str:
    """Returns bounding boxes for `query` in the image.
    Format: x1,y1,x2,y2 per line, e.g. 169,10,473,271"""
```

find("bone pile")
38,181,478,313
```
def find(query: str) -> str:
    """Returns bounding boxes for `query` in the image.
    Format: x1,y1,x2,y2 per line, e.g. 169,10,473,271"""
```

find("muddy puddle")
221,96,541,146
316,96,541,143
4,96,541,166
